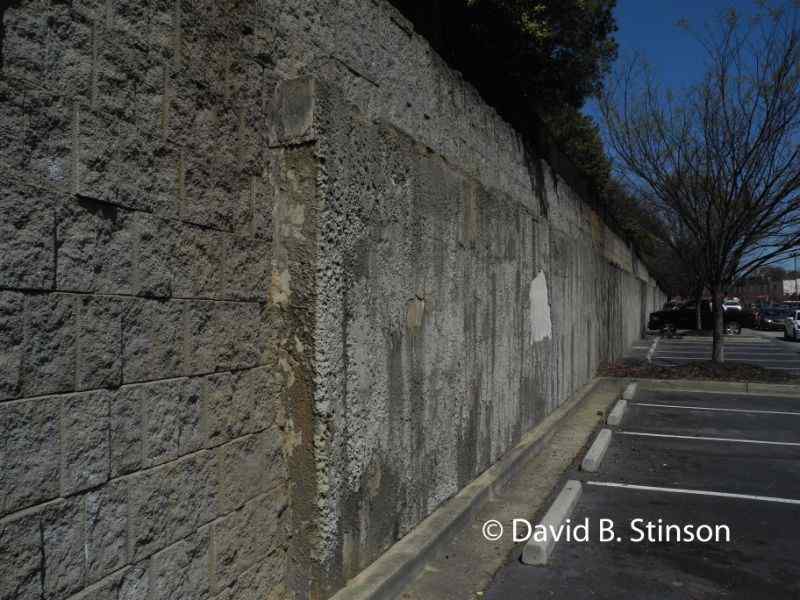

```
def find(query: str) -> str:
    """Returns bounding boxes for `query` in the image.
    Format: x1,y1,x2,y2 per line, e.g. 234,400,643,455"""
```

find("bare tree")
600,3,800,361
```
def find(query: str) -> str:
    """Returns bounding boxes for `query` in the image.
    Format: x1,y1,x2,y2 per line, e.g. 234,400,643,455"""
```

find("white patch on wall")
529,270,552,342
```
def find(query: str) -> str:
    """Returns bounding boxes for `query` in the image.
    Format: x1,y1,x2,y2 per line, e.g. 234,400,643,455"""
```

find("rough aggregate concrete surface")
0,1,664,599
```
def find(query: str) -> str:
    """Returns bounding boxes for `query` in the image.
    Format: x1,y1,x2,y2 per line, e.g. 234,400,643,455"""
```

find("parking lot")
626,330,800,375
486,385,800,599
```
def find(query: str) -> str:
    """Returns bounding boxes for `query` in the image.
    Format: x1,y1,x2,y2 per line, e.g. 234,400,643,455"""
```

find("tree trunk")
695,290,703,331
711,287,725,363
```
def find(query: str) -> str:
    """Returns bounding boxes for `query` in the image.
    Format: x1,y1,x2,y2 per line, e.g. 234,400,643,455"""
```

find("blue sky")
586,0,799,271
585,0,765,121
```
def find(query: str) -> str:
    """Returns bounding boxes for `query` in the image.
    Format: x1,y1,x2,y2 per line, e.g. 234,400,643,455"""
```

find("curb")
521,480,583,565
622,382,638,400
581,428,612,472
607,399,627,426
328,378,606,600
641,378,800,395
599,377,800,397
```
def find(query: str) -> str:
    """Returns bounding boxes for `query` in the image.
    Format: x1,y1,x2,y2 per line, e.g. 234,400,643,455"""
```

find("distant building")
784,279,800,300
731,277,784,304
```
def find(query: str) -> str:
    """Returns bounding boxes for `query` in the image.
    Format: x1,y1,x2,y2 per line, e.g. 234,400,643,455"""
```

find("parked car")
723,297,743,310
648,300,755,333
755,308,794,330
785,310,800,341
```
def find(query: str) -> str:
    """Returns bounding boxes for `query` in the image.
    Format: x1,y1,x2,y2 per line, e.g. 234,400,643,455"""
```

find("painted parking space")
486,483,800,599
629,389,800,411
484,386,800,599
621,404,800,443
626,334,800,373
591,434,800,498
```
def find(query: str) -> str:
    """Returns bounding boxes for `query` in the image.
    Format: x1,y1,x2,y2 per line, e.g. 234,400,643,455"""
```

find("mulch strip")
599,358,800,384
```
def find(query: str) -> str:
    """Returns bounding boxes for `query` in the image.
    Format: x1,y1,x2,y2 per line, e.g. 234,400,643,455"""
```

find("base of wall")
328,376,616,600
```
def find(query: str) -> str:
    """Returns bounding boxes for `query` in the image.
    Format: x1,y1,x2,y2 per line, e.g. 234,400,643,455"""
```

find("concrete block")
1,80,72,188
77,295,124,390
212,492,287,590
61,390,111,495
606,399,627,427
622,382,637,401
225,236,272,302
184,302,266,374
210,551,287,600
522,480,582,565
111,379,203,473
57,199,175,297
128,213,177,298
228,366,280,440
73,104,124,203
85,480,128,583
581,429,612,473
179,142,251,232
21,293,77,397
149,527,211,600
73,99,177,215
183,301,223,374
0,397,60,517
251,171,275,241
0,79,31,175
128,451,217,560
222,303,268,370
0,179,56,290
0,3,47,82
0,508,43,600
174,227,229,298
0,292,25,400
65,564,150,600
189,373,235,446
140,379,189,467
269,77,318,146
110,384,144,478
216,430,284,513
57,198,135,294
123,299,185,382
43,498,86,599
114,133,180,218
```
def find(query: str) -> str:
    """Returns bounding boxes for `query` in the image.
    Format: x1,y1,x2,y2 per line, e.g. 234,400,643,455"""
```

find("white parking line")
646,337,659,363
651,361,800,371
634,402,800,417
655,351,798,356
585,481,800,505
655,349,796,354
620,430,800,447
654,356,800,362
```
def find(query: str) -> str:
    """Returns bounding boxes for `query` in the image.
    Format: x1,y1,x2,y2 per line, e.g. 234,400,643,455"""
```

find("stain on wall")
529,270,552,342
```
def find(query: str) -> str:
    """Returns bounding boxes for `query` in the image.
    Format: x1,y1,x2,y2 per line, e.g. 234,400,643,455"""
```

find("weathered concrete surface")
397,379,623,600
0,1,663,599
305,80,663,596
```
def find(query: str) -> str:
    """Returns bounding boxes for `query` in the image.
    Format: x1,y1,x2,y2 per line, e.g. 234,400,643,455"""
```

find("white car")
785,310,800,341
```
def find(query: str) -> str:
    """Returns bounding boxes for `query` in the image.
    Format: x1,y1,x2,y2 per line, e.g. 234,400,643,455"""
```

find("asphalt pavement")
626,329,800,375
485,386,800,599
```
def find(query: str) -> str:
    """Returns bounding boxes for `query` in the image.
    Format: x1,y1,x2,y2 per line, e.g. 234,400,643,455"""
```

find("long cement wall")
0,1,664,599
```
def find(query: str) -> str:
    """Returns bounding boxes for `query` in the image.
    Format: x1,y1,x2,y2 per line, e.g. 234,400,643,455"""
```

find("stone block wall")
0,1,664,599
1,1,292,599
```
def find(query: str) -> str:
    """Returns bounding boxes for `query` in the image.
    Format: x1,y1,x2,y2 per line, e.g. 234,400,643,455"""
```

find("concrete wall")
297,80,664,596
0,1,664,600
